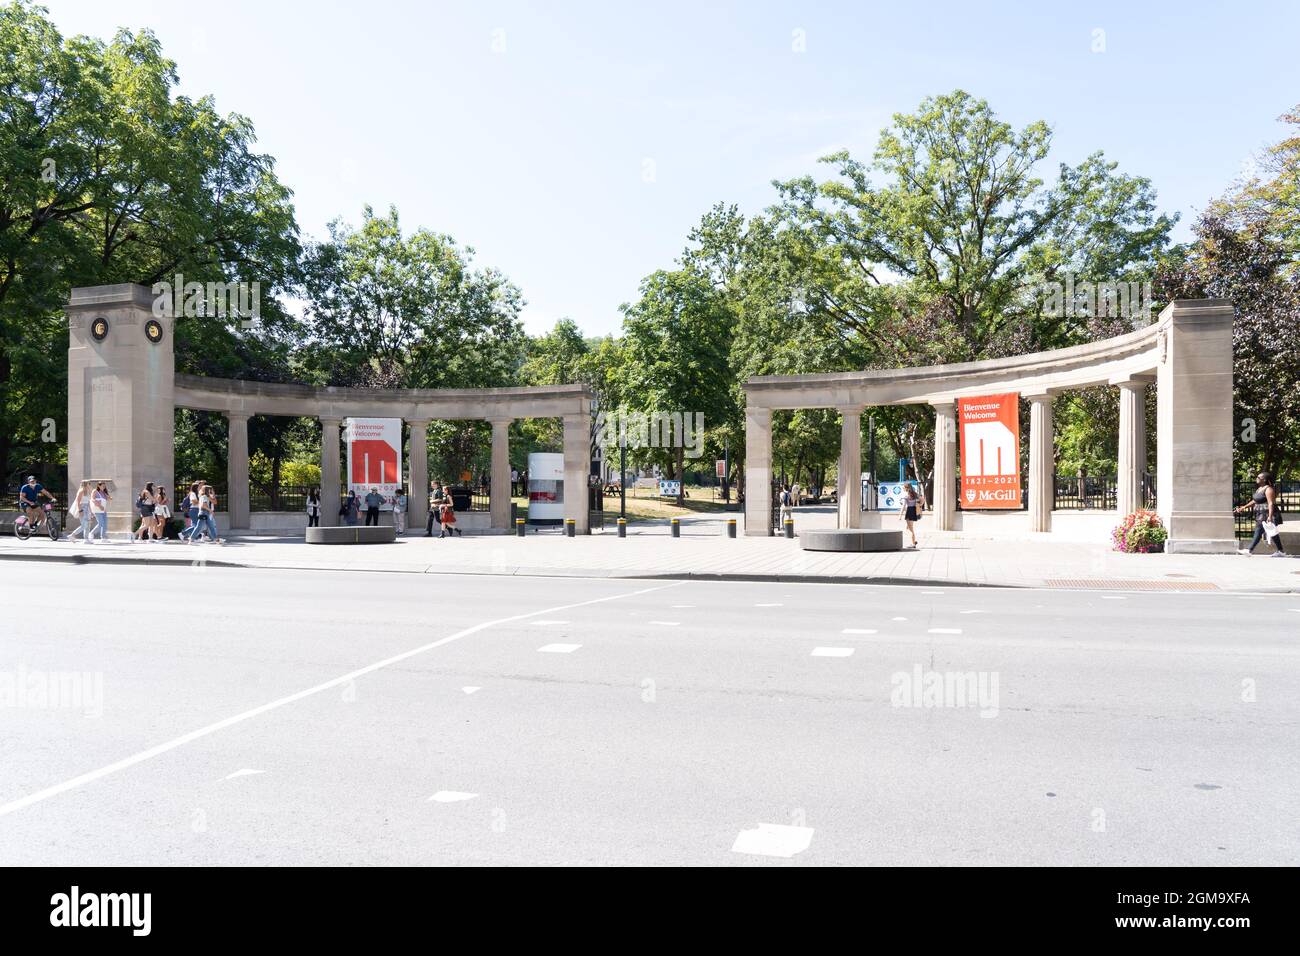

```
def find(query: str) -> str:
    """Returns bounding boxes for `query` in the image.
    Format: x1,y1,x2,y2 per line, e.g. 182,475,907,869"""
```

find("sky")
39,0,1300,337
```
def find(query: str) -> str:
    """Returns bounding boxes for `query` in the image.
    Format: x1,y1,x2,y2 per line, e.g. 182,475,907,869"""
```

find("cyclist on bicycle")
18,475,56,526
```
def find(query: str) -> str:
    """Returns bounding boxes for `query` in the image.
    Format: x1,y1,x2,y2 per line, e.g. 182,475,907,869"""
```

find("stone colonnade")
741,300,1236,554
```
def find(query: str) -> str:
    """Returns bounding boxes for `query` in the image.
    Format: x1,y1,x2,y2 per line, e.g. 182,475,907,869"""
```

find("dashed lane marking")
538,643,581,653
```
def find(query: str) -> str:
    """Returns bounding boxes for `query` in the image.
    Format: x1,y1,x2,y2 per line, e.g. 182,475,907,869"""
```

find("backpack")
780,491,791,506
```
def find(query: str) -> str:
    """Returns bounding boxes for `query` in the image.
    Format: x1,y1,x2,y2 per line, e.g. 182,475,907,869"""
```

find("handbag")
1262,521,1280,540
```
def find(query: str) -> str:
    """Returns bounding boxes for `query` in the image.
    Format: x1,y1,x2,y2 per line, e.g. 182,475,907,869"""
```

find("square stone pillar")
1113,375,1152,517
562,412,590,534
744,406,772,536
319,417,342,526
1156,299,1237,552
1026,393,1054,533
226,411,250,530
407,420,428,532
490,418,512,530
837,407,862,529
66,284,174,533
931,401,957,531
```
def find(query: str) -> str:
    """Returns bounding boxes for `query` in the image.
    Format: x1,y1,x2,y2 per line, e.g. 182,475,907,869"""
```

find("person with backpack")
778,485,793,526
134,482,157,541
1236,471,1287,556
187,484,221,545
181,481,202,540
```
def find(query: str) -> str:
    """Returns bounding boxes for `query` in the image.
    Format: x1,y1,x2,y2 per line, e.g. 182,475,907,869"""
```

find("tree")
615,271,736,504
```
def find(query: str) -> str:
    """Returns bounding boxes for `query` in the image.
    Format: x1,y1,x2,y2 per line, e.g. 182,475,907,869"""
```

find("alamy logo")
890,665,1000,718
50,886,151,936
152,274,260,328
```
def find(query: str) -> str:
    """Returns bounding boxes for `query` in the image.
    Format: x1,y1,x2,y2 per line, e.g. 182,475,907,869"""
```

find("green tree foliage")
0,1,300,482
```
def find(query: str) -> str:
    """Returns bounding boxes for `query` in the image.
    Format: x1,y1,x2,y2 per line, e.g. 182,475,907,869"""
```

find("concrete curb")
3,548,1296,592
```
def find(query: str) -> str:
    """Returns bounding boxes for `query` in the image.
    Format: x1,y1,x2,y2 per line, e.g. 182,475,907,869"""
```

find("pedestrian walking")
306,488,321,527
1236,471,1287,556
134,482,157,540
187,484,221,544
181,481,202,540
67,480,91,540
425,480,444,536
778,484,793,525
364,487,382,526
153,487,172,540
901,481,923,548
89,481,111,542
439,484,461,537
511,468,519,497
393,487,407,534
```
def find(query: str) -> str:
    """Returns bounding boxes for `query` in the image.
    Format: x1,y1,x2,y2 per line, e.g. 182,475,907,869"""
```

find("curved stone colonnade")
742,299,1236,553
66,284,595,534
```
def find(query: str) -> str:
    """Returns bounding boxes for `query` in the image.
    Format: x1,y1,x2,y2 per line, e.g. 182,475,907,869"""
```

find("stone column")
490,418,512,531
407,420,428,532
319,417,342,526
1114,376,1151,516
744,406,772,536
1027,393,1054,533
1156,299,1237,552
932,401,957,531
226,411,251,530
562,412,590,534
837,407,862,529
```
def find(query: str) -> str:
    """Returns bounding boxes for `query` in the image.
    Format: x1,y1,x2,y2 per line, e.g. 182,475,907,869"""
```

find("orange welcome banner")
958,393,1022,509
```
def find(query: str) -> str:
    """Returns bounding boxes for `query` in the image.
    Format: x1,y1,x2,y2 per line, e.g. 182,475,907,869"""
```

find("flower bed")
1112,509,1167,553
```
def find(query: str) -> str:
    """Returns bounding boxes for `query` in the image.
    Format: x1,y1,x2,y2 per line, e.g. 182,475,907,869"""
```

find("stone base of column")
1165,538,1240,554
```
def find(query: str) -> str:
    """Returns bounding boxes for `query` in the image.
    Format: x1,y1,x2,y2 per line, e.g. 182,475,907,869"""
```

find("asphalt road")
2,565,1297,866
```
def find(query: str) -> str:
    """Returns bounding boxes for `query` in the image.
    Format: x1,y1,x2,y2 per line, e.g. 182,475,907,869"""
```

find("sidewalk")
3,518,1297,592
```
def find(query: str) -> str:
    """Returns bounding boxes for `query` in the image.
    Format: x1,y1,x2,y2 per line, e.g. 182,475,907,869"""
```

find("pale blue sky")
40,0,1300,335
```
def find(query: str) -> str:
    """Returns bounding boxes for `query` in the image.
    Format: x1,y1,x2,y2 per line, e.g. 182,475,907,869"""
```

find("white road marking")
959,610,985,615
732,823,814,858
841,628,878,634
891,616,908,621
533,620,570,626
648,621,680,626
428,791,477,803
928,628,963,635
462,686,481,695
921,591,944,595
0,583,678,819
811,647,854,657
223,768,264,780
671,605,695,608
538,643,581,653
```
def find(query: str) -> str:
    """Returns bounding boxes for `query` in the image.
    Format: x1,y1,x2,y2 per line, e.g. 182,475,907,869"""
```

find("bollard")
784,518,794,539
617,517,627,538
727,518,736,539
516,517,526,538
670,518,680,538
565,518,576,538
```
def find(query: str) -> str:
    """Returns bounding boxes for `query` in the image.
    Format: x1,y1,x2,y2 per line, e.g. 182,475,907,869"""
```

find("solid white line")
0,583,677,819
841,628,878,634
648,620,680,626
538,643,581,653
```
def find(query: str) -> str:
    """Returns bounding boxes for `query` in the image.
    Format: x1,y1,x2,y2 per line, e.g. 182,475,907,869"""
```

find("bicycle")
14,500,60,541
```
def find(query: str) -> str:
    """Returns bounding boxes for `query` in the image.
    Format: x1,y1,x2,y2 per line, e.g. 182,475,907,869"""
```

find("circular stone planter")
800,528,905,552
305,526,396,545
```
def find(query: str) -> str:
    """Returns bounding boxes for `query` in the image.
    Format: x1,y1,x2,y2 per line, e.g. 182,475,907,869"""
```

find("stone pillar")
490,418,512,531
562,412,590,534
66,284,175,533
226,411,250,530
744,406,772,536
1114,376,1151,516
407,420,428,532
837,407,862,529
932,401,957,531
1027,393,1054,533
1156,299,1237,552
319,417,342,526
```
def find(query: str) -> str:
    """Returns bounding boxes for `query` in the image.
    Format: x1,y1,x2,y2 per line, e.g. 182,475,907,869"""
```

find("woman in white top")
89,481,111,542
69,480,92,540
152,488,172,540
